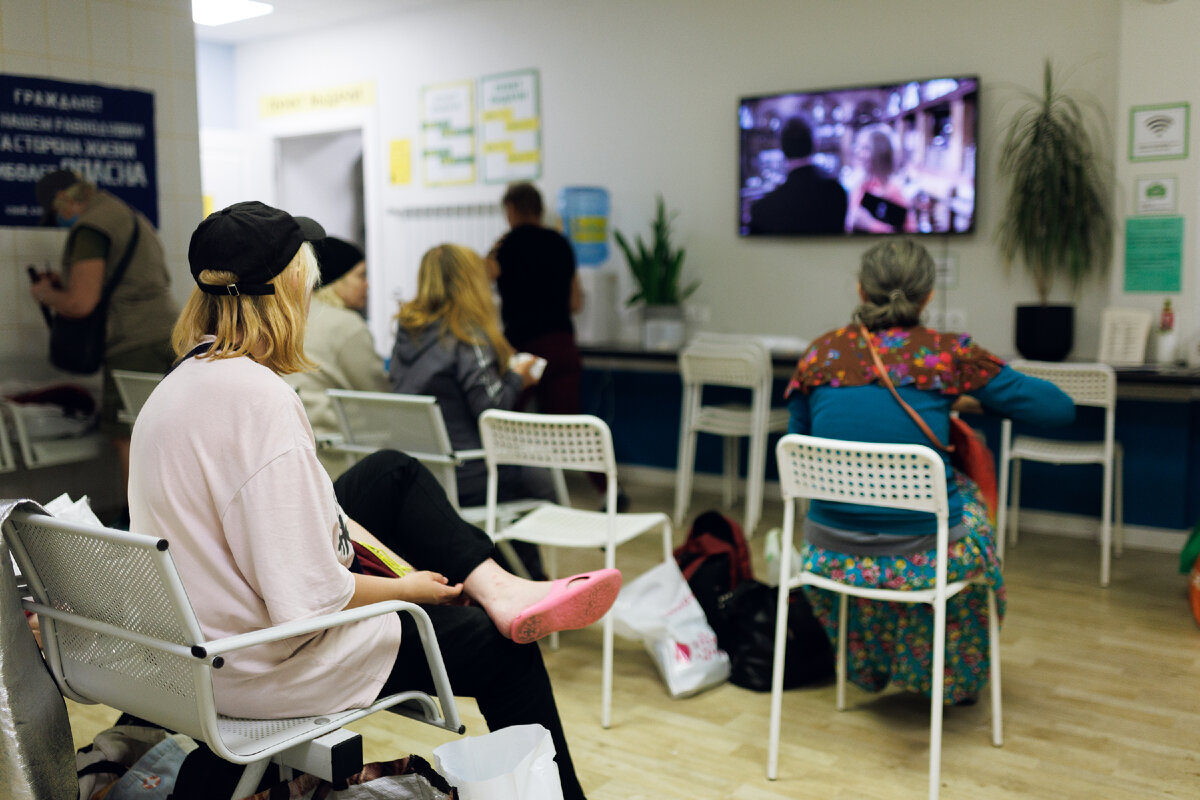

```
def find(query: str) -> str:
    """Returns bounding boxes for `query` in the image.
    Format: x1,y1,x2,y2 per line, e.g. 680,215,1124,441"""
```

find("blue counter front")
580,345,1200,533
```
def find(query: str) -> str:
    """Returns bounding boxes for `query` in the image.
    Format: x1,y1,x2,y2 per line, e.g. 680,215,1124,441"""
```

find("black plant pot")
1014,304,1074,361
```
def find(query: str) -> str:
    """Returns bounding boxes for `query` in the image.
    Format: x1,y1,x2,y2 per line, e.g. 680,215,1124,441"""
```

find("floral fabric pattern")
799,474,1004,704
786,324,1005,398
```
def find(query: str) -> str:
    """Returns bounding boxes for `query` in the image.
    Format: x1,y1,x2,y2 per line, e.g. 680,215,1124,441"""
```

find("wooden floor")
65,477,1200,799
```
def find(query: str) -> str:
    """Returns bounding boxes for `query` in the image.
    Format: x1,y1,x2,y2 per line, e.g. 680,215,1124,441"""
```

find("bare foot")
463,560,551,635
462,561,621,642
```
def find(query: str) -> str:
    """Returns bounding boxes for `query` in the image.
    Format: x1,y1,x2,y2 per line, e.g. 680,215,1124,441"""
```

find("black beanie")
313,237,364,286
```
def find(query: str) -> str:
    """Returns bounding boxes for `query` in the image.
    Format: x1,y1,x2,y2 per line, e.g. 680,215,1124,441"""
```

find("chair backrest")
1009,360,1115,410
2,511,213,743
479,409,616,476
327,390,454,458
1098,307,1153,366
776,434,948,520
110,370,163,423
678,335,772,391
0,406,16,473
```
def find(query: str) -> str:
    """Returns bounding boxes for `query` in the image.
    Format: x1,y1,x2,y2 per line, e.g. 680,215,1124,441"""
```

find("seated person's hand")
952,395,983,415
397,570,464,605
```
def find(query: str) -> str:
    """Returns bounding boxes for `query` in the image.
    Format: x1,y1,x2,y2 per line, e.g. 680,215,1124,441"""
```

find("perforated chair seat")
489,504,671,549
693,405,790,437
1009,435,1121,466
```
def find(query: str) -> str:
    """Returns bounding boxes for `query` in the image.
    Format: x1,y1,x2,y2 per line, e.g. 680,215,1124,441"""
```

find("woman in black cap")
287,236,388,478
128,201,616,800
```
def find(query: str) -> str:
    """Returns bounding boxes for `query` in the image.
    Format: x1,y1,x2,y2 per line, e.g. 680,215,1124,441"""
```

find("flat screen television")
738,75,978,237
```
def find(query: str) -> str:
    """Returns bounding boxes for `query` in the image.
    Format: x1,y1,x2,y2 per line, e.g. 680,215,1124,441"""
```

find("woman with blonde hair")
391,243,552,516
130,203,616,800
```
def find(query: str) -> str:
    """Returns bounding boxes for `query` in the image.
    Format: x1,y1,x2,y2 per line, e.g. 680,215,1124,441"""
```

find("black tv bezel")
737,73,980,239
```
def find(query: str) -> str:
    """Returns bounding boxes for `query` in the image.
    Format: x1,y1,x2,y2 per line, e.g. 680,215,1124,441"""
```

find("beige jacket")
287,299,388,477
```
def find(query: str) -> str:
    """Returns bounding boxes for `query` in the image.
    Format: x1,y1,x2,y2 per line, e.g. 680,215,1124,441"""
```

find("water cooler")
558,187,617,344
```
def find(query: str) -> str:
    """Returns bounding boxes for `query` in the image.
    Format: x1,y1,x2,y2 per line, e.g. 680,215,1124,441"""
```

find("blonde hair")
172,242,321,374
397,243,513,365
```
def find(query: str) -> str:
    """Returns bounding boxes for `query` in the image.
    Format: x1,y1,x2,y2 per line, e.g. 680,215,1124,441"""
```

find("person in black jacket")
747,117,848,235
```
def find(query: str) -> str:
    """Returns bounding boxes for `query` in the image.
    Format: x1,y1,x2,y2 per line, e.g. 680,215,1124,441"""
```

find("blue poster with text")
0,74,157,227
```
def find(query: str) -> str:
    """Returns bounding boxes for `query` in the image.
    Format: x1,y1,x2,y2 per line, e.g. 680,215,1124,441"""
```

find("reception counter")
579,343,1200,537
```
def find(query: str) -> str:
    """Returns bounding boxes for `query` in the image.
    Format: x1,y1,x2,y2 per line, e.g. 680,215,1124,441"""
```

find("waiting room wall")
220,0,1125,358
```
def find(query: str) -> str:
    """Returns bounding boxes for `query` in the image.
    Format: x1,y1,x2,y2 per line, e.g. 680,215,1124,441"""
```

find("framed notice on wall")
421,81,475,187
0,74,158,226
1129,103,1189,161
1124,215,1183,292
479,69,541,184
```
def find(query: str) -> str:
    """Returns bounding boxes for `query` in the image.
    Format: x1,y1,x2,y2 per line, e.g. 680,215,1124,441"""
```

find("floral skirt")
799,474,1005,704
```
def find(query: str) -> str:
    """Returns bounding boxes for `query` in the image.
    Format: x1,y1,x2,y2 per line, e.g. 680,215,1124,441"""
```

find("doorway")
275,128,365,245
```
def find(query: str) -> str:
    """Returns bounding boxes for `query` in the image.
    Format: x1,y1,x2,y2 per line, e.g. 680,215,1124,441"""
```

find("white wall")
1114,0,1200,361
0,0,203,509
221,0,1125,357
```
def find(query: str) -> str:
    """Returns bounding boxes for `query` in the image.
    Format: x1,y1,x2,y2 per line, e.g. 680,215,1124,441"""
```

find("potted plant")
997,60,1113,361
614,196,698,350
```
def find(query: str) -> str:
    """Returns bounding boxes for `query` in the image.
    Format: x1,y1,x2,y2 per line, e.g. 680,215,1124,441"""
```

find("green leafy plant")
614,196,698,307
997,60,1113,305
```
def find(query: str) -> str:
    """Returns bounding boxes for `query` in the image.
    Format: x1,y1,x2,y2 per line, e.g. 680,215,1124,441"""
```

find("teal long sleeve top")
787,365,1075,535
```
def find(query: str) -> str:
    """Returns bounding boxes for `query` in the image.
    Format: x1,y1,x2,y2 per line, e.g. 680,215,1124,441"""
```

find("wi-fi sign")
1145,115,1175,136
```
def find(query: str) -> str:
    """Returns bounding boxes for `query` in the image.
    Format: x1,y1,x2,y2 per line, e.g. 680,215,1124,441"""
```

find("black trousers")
333,450,586,800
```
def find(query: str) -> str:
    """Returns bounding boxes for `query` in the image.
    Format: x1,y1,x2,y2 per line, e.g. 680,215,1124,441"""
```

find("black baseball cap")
188,201,325,296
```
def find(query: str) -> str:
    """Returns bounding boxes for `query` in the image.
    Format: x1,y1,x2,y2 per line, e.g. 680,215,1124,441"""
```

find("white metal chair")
768,434,1001,799
2,510,463,800
478,409,674,728
1098,307,1154,367
325,388,564,522
0,399,103,469
997,360,1121,586
674,334,789,536
110,369,163,425
0,408,16,473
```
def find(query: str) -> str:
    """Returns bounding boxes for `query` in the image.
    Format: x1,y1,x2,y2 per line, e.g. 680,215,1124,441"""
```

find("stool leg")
1114,448,1125,558
1009,459,1022,549
722,436,739,508
1100,454,1113,588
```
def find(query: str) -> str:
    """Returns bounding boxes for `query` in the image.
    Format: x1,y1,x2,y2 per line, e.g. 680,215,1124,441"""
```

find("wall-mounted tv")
738,75,978,237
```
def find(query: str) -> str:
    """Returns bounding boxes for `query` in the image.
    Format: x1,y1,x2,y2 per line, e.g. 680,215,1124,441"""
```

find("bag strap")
94,210,141,312
858,323,952,453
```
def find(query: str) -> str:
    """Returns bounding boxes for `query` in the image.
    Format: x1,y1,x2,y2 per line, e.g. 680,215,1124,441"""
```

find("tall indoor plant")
614,196,698,349
997,60,1113,361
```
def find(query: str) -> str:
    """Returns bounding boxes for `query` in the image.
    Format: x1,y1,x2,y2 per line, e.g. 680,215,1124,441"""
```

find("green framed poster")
421,81,475,187
1129,103,1189,162
1124,215,1183,292
479,69,541,184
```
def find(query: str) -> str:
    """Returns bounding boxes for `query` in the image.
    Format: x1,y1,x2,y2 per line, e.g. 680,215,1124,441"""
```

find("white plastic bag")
611,559,731,698
432,724,562,800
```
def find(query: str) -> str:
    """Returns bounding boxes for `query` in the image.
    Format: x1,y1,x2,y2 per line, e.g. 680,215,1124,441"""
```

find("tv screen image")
738,76,978,237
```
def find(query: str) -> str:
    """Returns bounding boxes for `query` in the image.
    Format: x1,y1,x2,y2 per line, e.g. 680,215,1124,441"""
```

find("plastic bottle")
1156,299,1177,365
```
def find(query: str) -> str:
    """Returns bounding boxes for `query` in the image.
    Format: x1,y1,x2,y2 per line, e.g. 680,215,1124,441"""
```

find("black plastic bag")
716,579,834,692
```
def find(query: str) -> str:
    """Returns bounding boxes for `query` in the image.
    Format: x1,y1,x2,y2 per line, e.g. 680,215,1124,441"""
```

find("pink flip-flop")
510,568,623,644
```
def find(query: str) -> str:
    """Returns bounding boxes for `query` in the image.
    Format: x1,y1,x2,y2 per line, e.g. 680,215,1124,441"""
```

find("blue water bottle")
557,186,610,267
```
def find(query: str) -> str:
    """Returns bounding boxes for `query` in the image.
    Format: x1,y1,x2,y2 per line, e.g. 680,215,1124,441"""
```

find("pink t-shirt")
128,352,402,718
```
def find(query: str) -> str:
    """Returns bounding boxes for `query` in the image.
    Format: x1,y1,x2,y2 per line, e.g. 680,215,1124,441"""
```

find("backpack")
673,510,754,647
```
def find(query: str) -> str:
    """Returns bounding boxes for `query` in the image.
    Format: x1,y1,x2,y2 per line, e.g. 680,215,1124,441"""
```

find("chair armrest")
201,600,419,658
451,448,485,464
